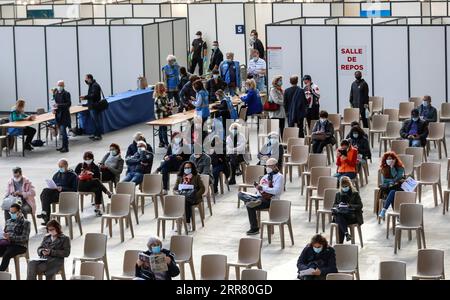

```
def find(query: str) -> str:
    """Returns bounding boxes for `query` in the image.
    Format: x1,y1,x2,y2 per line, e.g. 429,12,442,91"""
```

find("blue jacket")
219,60,240,87
193,89,210,118
241,88,263,115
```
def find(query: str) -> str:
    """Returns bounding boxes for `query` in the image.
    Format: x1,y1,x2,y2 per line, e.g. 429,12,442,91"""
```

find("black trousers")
273,118,285,138
247,200,271,230
189,56,204,76
335,213,357,243
359,107,369,128
78,179,109,205
159,158,184,190
312,138,332,154
289,117,305,138
23,126,36,146
306,106,320,128
185,200,196,224
101,169,116,183
168,91,180,106
229,154,244,180
0,244,27,271
40,188,61,216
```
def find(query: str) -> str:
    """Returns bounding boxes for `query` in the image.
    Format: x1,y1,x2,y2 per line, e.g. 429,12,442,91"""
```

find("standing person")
219,52,240,96
400,108,429,147
247,49,266,92
303,75,321,127
80,74,103,141
311,111,336,154
349,71,369,128
418,95,438,123
208,41,223,72
284,75,307,137
53,80,71,153
191,79,210,141
8,99,36,151
162,55,180,107
154,82,172,148
178,67,190,92
268,75,286,137
297,234,337,280
206,70,227,103
179,75,199,113
3,167,35,222
189,31,207,76
249,30,265,60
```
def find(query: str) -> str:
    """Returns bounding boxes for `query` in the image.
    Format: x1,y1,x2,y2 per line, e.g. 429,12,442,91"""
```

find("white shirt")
247,58,266,77
226,133,246,154
257,172,284,200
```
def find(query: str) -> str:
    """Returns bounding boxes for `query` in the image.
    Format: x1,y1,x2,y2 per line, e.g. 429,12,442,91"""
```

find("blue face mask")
342,186,350,193
352,133,359,139
9,212,17,220
58,168,65,173
313,246,322,254
412,117,419,122
184,168,192,175
151,246,161,254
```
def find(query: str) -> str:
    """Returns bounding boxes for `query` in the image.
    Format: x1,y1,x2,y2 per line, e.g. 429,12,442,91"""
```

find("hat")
266,158,278,166
268,131,279,139
196,31,202,36
302,75,311,81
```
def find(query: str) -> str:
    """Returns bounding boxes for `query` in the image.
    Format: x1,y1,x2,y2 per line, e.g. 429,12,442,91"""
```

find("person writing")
8,99,36,151
297,234,337,280
3,167,35,222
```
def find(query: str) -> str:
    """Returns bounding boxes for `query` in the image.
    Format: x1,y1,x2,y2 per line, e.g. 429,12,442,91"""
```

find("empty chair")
135,174,163,217
334,244,360,280
280,127,299,147
201,254,227,280
70,275,95,280
316,188,339,233
300,154,328,195
283,137,305,161
426,122,447,159
170,235,195,280
157,195,188,239
308,176,336,222
260,200,294,249
398,102,415,120
406,147,426,178
390,140,409,155
241,269,267,280
394,203,426,254
200,174,213,217
0,271,12,280
237,165,265,208
379,261,406,280
227,238,262,280
369,114,389,148
417,162,443,207
73,261,104,280
284,145,309,183
412,249,445,280
116,182,139,225
328,113,342,142
439,103,450,122
341,108,360,129
379,121,402,156
101,194,134,243
383,108,399,122
72,233,109,280
305,167,331,211
111,250,140,280
50,192,82,240
397,154,414,178
326,273,354,280
385,191,416,239
409,97,422,108
370,96,384,114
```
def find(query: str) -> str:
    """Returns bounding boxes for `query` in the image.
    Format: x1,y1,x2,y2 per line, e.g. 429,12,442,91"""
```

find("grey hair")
58,158,68,166
147,236,162,247
167,54,176,62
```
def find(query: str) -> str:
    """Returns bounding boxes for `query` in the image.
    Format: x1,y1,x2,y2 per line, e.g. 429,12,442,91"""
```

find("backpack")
225,96,238,120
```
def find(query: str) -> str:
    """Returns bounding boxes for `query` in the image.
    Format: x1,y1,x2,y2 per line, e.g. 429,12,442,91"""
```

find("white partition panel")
144,24,160,84
133,4,160,17
272,3,302,23
0,27,16,111
171,4,187,18
410,26,446,105
15,27,47,111
46,26,79,104
173,19,188,69
159,21,173,73
93,4,106,18
216,3,246,64
448,27,450,103
78,26,112,96
302,26,337,114
106,4,132,18
303,3,330,17
245,3,255,61
188,4,216,61
337,26,372,113
80,4,93,18
255,3,271,44
110,26,143,94
391,2,421,17
373,26,409,108
160,3,171,18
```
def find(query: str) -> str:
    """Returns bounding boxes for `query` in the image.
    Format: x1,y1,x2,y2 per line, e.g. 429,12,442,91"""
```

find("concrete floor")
1,120,449,280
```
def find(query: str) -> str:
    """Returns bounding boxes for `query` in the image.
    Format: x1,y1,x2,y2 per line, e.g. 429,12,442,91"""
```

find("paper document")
178,184,194,191
139,253,168,272
45,179,58,189
299,268,316,276
30,257,48,261
401,177,418,192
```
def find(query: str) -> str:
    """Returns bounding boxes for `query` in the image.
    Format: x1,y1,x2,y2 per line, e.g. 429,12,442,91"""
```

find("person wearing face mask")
178,67,191,92
258,132,283,170
297,234,337,280
268,75,286,136
284,75,307,138
335,139,358,181
247,49,266,92
238,158,284,235
302,75,321,128
189,144,212,182
211,89,232,135
99,143,124,189
418,95,437,123
79,74,103,141
189,31,208,76
346,125,371,161
135,236,180,280
178,75,199,113
3,167,35,222
206,69,227,103
311,110,336,154
226,123,247,185
208,41,223,72
154,82,173,148
174,162,205,231
75,151,112,216
249,30,265,60
38,159,78,225
8,99,37,151
26,220,70,280
378,152,406,219
240,79,263,119
349,71,369,128
126,132,153,158
209,136,229,194
190,79,210,141
52,80,71,153
219,52,241,96
123,141,154,185
400,108,429,147
162,55,180,107
332,176,363,243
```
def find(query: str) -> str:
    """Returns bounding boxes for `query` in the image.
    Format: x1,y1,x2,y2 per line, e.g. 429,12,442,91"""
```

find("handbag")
263,100,280,112
78,171,93,181
311,132,326,141
93,90,109,111
2,195,20,210
179,189,199,204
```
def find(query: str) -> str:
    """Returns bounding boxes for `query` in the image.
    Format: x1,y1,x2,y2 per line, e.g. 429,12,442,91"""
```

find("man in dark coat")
178,75,199,112
80,74,103,140
349,71,369,128
250,30,265,60
400,108,429,147
297,234,337,280
53,80,71,153
284,75,307,137
208,41,224,72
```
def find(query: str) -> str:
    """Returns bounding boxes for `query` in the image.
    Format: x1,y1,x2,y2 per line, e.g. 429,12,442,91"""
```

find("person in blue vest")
162,55,180,107
191,79,210,142
52,80,71,153
219,52,240,96
8,99,36,151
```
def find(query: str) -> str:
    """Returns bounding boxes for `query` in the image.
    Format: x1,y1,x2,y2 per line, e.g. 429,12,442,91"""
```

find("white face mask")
213,74,219,79
320,118,326,123
84,159,93,165
196,35,201,39
386,159,394,166
174,137,181,144
13,176,22,182
57,86,64,92
266,167,273,173
110,150,117,156
253,57,258,62
212,45,218,50
269,138,278,144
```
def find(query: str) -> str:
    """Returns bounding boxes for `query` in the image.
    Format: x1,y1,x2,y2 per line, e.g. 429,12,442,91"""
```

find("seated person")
126,132,154,158
173,162,205,231
240,79,263,117
135,236,180,280
0,204,31,272
335,139,358,180
209,136,230,194
347,125,371,161
189,144,212,182
258,131,283,170
206,69,227,103
27,220,70,280
123,141,153,185
237,158,284,235
297,234,337,280
38,159,78,225
8,99,36,151
311,110,336,154
332,176,363,243
418,95,437,123
75,151,112,217
178,75,199,112
226,122,247,185
400,108,428,147
211,89,232,135
4,167,35,221
99,143,124,188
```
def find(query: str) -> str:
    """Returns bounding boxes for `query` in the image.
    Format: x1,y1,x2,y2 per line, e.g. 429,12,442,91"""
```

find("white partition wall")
134,4,161,18
216,3,246,64
0,27,16,111
143,23,160,84
254,3,271,45
173,19,188,69
188,4,216,60
272,3,302,23
158,21,173,74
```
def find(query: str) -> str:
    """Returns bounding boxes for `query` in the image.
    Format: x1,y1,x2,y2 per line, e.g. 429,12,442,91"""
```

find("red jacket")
336,146,358,173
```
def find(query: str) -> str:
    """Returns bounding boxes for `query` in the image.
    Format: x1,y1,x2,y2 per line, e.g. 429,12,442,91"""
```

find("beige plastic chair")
412,249,445,280
201,254,228,280
417,162,443,207
385,191,416,239
257,119,279,152
308,176,336,222
409,97,422,108
237,165,265,208
406,147,426,178
200,174,213,217
280,127,299,147
439,103,450,122
426,122,447,159
390,139,409,155
326,273,354,280
218,170,230,194
70,275,95,280
300,154,328,195
72,233,109,280
305,167,331,211
316,188,338,233
397,154,414,178
330,222,363,248
370,96,384,114
341,108,360,130
284,145,309,183
157,195,188,239
379,261,406,280
383,108,399,122
379,121,402,156
398,102,415,120
394,203,426,254
304,120,318,147
227,238,262,280
238,106,248,121
0,271,12,280
135,174,163,217
283,137,305,161
75,261,104,280
260,200,294,249
241,269,267,280
6,246,29,280
369,114,389,148
328,113,342,142
170,235,195,280
78,189,95,213
101,194,134,243
111,250,140,280
50,192,82,240
116,182,139,225
334,244,360,280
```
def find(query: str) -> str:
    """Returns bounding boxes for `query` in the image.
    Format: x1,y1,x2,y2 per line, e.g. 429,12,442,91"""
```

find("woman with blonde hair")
268,75,286,136
332,176,363,243
154,82,172,147
240,79,263,118
8,99,36,151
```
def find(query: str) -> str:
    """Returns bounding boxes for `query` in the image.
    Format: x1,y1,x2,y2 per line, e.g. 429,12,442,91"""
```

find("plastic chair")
72,233,109,280
111,250,140,280
326,273,354,280
200,174,213,216
101,194,134,243
78,189,95,213
417,162,443,207
308,176,336,222
341,108,360,130
412,249,445,280
6,247,30,280
75,261,104,280
260,200,294,249
280,127,299,147
218,171,230,194
283,137,305,161
316,188,338,233
328,113,342,142
409,97,422,108
385,191,416,239
369,114,389,148
135,174,163,217
300,154,328,196
227,238,262,280
116,182,139,225
406,147,426,178
398,102,415,120
383,108,399,122
426,122,447,159
70,275,95,280
201,254,228,280
157,195,188,239
284,145,309,183
50,192,82,240
397,154,414,178
379,121,402,156
330,222,364,248
378,261,406,280
334,244,360,280
391,140,409,155
439,103,450,122
370,96,384,114
394,203,426,254
237,165,265,208
305,167,331,211
170,235,195,280
0,271,12,280
241,269,267,280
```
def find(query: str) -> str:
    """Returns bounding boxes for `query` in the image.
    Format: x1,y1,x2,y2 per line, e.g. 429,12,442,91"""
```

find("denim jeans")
158,126,169,145
59,124,68,149
89,109,103,137
383,190,396,209
122,172,144,185
256,76,266,92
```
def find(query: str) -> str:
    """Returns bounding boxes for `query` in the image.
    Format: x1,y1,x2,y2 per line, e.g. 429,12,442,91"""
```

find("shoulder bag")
94,89,109,111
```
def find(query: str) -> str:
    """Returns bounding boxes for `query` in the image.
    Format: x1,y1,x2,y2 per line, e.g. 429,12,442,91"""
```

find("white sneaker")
187,223,192,232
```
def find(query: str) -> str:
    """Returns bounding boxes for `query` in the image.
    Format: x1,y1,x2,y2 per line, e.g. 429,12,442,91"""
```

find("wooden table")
0,105,87,156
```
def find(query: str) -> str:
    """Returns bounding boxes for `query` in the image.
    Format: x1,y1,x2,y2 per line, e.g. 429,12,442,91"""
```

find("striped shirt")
247,58,266,77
